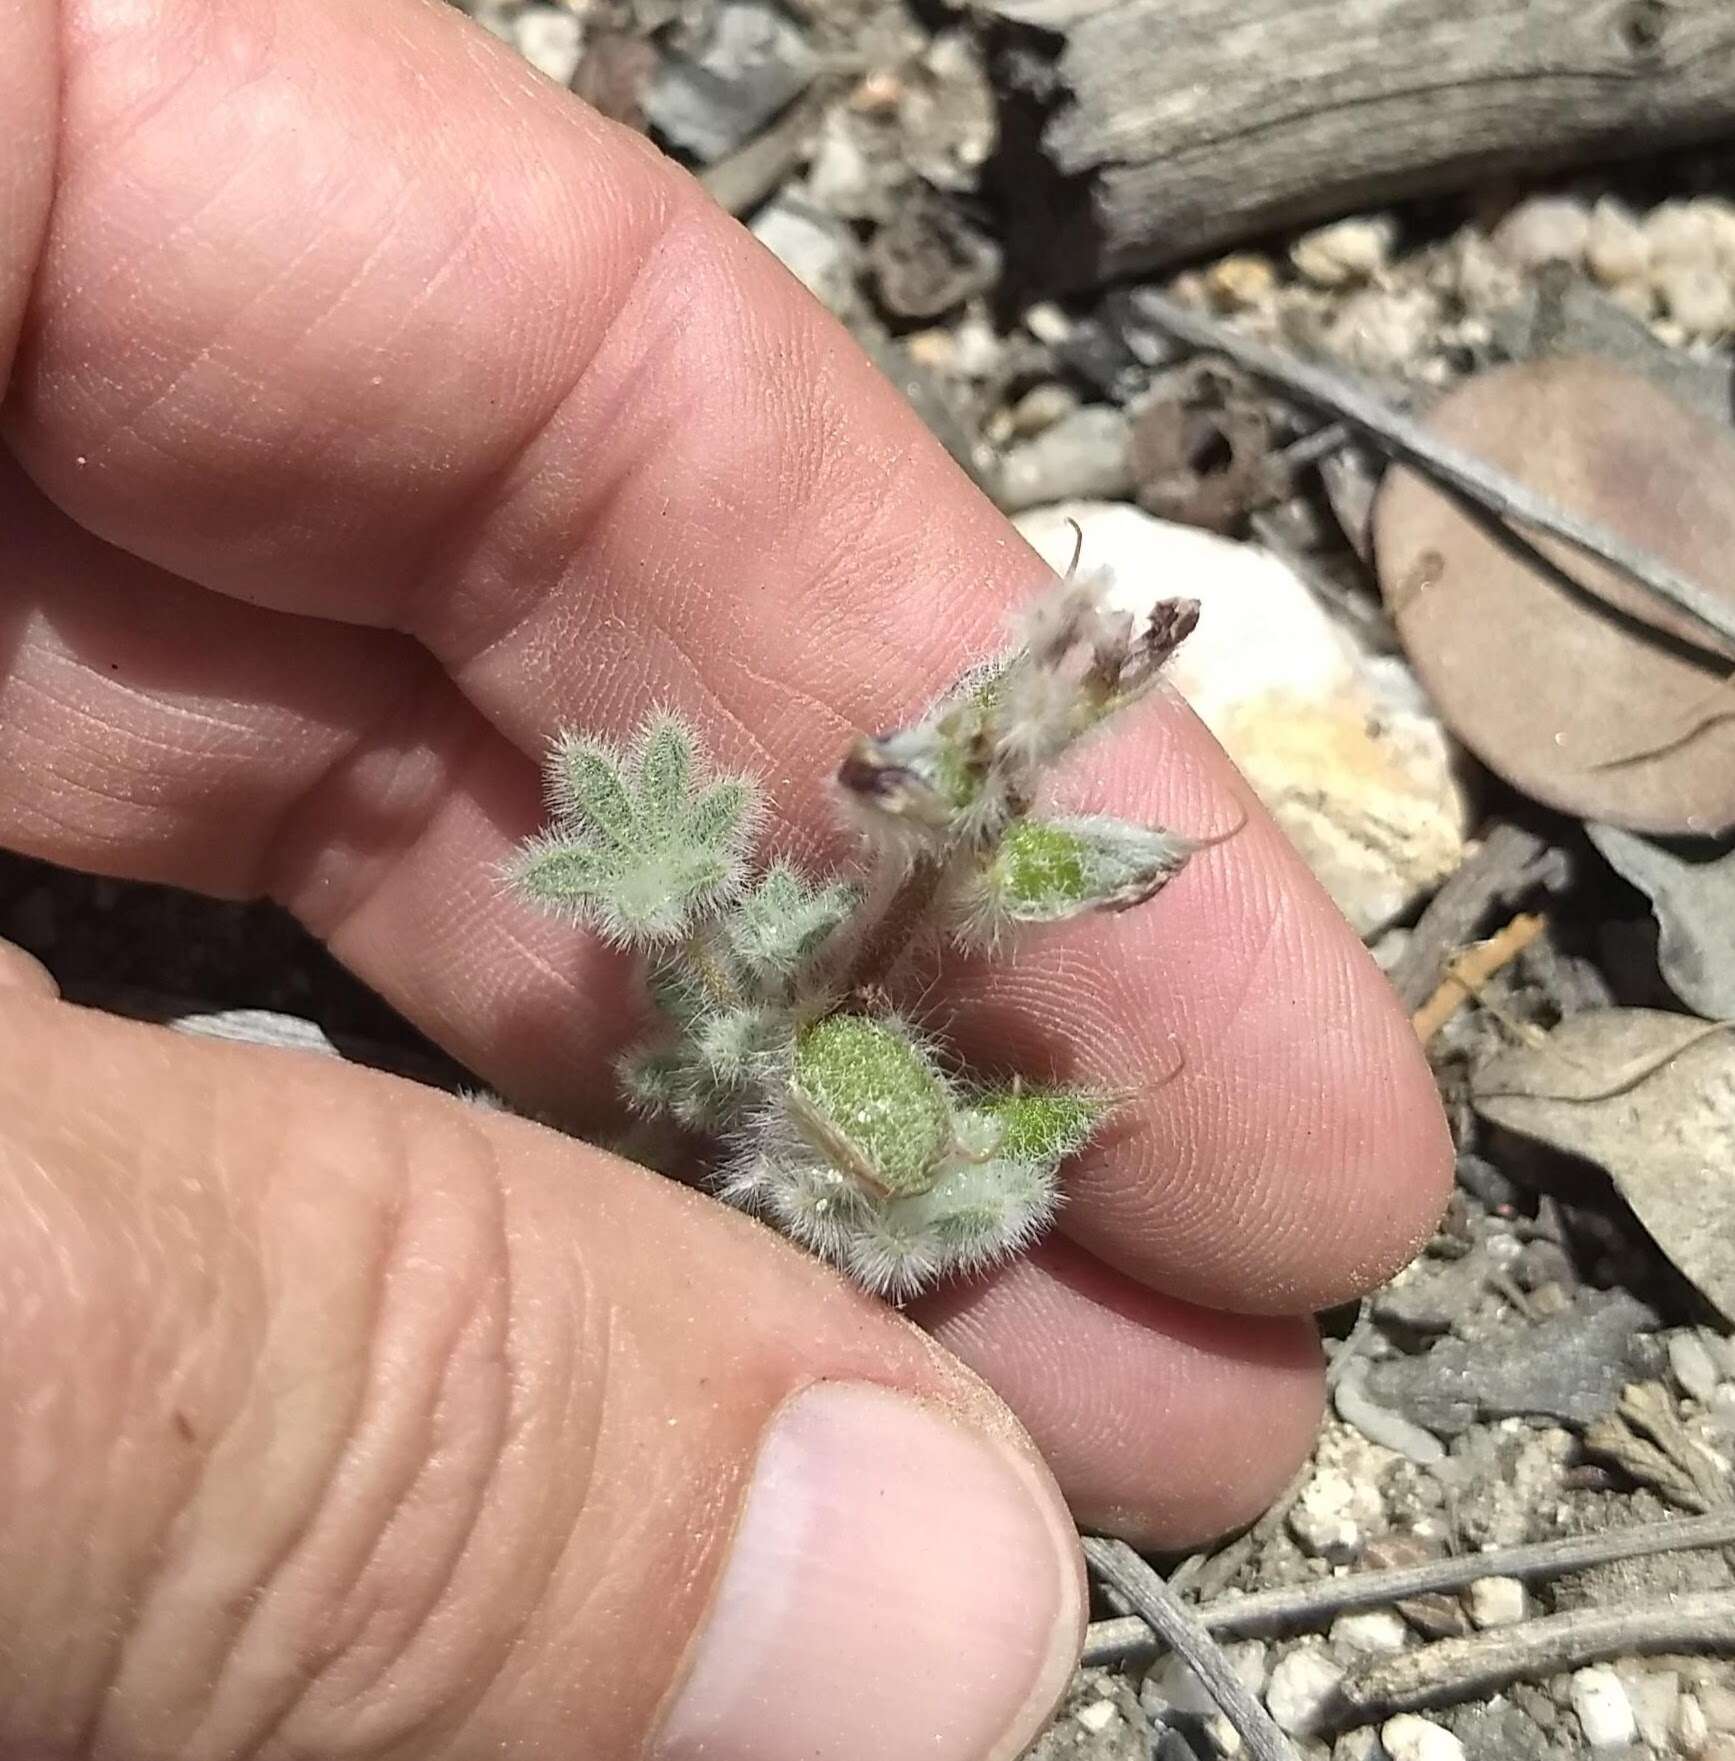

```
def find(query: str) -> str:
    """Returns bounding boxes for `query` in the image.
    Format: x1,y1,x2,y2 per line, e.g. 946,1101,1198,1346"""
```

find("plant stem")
680,918,744,1011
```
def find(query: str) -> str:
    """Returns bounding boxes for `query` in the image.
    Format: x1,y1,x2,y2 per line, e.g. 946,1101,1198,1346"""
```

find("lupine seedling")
513,558,1206,1300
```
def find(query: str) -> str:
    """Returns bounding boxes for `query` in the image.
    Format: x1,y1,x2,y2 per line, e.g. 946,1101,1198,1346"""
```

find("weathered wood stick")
976,0,1735,288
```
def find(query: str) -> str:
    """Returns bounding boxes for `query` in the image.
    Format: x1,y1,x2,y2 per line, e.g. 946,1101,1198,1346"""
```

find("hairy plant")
513,560,1207,1300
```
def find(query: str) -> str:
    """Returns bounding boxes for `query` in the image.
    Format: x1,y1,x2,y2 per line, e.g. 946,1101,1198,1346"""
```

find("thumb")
0,983,1083,1761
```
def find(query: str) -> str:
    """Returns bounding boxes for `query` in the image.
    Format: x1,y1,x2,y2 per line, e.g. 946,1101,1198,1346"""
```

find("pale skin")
0,3,1454,1757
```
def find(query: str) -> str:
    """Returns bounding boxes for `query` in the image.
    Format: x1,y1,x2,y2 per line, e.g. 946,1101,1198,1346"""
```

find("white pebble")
1147,1642,1268,1717
1672,1331,1723,1404
1698,199,1735,276
1586,197,1650,288
1292,216,1396,288
1677,1692,1711,1753
1266,1646,1346,1736
1623,1667,1681,1750
512,3,584,85
1573,1666,1639,1751
1330,1609,1412,1657
1023,300,1072,346
1333,1731,1385,1761
1466,1575,1526,1628
1325,289,1438,379
1493,197,1589,269
1205,254,1278,311
1647,199,1720,271
1074,1697,1118,1734
1380,1713,1466,1761
1657,264,1735,338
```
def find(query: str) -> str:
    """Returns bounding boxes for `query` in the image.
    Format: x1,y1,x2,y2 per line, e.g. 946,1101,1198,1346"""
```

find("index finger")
1,0,1450,1310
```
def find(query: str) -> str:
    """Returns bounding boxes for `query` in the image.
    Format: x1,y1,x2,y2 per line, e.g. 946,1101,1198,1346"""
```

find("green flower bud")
787,1012,954,1197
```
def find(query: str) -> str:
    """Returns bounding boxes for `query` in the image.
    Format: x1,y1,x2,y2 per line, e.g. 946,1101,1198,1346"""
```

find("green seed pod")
956,814,1192,946
968,1087,1104,1167
786,1012,955,1197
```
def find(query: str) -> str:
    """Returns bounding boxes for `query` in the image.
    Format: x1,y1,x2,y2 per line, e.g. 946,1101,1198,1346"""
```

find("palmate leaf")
517,712,762,947
725,863,858,987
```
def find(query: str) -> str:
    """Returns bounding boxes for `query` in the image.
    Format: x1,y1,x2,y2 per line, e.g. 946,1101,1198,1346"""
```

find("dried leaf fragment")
1587,823,1735,1021
1472,1009,1735,1321
1373,358,1735,834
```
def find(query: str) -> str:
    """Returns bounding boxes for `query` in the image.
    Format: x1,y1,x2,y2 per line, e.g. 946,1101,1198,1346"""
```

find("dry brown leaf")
1373,358,1735,834
1587,824,1735,1021
1473,1009,1735,1322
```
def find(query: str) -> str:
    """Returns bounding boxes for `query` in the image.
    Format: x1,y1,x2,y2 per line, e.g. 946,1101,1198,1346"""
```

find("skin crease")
0,0,1454,1753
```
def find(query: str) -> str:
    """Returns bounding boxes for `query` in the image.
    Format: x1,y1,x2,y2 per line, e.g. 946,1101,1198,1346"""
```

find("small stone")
1024,300,1072,346
1466,1575,1526,1628
1333,1732,1385,1761
902,328,953,370
998,407,1134,511
1325,288,1439,379
1707,1738,1735,1761
750,194,856,313
1672,1331,1723,1404
1452,232,1526,315
1205,255,1277,311
1573,1667,1639,1752
1647,199,1720,271
1622,1667,1681,1751
1587,198,1650,288
1330,1610,1411,1657
1380,1714,1465,1761
1008,382,1081,438
644,0,816,162
1265,1645,1345,1737
1146,1642,1268,1720
950,314,1004,379
1292,216,1395,287
1677,1692,1711,1753
1075,1698,1118,1734
1289,1462,1388,1562
803,116,876,219
512,3,585,85
1657,264,1735,338
1701,1680,1735,1732
848,68,902,114
1493,196,1589,269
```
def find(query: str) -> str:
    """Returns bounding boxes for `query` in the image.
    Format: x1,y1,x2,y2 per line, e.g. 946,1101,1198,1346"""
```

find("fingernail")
652,1381,1084,1761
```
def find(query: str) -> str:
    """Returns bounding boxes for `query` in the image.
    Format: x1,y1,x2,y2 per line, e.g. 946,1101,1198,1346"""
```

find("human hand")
0,3,1451,1756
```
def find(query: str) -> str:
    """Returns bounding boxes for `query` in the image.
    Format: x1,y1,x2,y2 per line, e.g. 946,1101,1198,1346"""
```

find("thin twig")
1335,1589,1735,1723
1080,1508,1735,1664
698,85,832,216
1410,910,1546,1043
1081,1537,1301,1761
1120,288,1735,656
1275,419,1352,472
1387,823,1559,1010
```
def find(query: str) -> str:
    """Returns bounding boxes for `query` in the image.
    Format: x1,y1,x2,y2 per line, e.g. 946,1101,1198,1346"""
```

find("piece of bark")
975,0,1735,290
